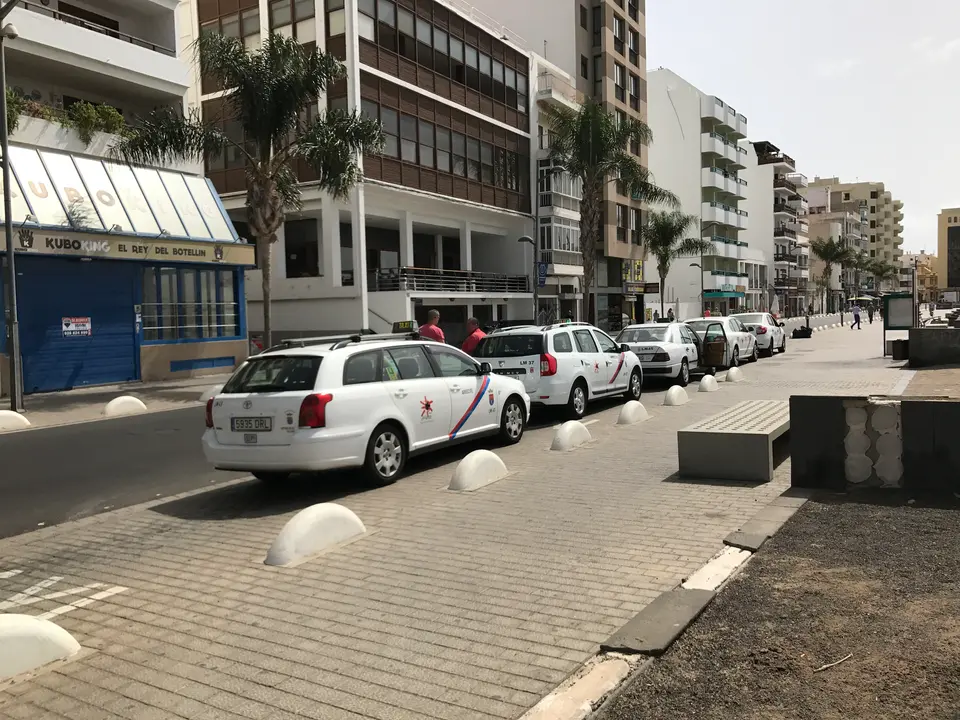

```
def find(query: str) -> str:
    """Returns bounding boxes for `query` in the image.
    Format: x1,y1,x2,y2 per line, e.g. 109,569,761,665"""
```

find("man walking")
419,309,445,343
851,303,862,330
461,317,486,356
867,304,875,324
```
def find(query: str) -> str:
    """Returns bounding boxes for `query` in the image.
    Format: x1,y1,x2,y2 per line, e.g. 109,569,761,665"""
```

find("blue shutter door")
19,256,138,393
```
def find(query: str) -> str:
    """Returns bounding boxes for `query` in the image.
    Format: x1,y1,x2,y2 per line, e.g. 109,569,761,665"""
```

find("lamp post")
518,235,539,323
0,4,22,411
689,262,704,315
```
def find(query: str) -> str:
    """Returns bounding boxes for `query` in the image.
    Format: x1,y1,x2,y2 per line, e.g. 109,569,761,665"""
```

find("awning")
0,145,254,266
704,291,744,299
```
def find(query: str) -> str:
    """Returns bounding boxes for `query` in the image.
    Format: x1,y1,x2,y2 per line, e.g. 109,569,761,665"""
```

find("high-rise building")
802,185,867,311
900,251,937,302
935,208,960,292
462,0,648,329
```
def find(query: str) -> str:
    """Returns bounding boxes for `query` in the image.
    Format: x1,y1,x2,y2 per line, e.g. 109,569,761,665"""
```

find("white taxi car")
473,321,643,419
202,325,531,486
685,316,758,367
730,312,787,356
616,323,701,386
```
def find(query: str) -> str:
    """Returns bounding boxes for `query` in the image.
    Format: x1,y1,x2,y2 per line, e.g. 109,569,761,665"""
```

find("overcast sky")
646,0,959,254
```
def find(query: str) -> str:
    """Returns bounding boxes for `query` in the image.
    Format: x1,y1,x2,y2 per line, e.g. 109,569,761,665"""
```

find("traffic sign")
537,261,547,288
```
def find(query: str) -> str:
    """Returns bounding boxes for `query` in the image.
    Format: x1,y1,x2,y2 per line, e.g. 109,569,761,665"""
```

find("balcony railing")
537,72,584,105
773,176,797,193
758,151,796,167
774,226,797,239
371,267,530,293
774,253,797,263
15,0,176,56
773,202,798,217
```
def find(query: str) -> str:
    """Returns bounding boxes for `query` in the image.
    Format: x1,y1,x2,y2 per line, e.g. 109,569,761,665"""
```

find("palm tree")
847,250,873,297
540,99,678,323
869,259,900,292
641,211,714,316
113,33,384,347
809,237,852,313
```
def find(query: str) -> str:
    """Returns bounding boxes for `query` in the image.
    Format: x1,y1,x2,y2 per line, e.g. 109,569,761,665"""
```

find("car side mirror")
620,343,630,353
478,362,492,375
779,322,785,327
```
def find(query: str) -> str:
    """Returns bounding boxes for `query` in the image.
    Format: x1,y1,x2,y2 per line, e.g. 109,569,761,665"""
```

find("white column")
351,188,369,329
400,211,414,268
459,221,473,272
271,223,287,282
435,235,444,270
321,198,341,288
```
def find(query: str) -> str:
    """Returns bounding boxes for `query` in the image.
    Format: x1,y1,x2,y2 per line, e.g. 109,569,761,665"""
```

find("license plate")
493,369,526,376
244,434,258,444
640,355,654,362
232,417,273,432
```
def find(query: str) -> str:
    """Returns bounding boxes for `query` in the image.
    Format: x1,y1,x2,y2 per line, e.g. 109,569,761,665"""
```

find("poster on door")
62,316,92,337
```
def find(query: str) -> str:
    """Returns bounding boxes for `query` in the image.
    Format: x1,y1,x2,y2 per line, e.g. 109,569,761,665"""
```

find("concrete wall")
741,148,774,289
909,327,960,367
140,340,247,382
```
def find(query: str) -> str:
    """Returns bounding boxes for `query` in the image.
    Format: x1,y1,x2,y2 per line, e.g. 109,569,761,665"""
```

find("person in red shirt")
419,309,445,343
461,317,486,355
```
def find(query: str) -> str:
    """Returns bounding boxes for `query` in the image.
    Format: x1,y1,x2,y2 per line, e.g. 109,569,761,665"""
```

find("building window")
592,5,601,47
616,204,628,242
436,127,451,173
631,208,642,245
580,55,589,79
580,4,588,28
379,106,399,157
629,73,640,110
400,114,417,163
593,55,603,98
870,190,878,199
628,29,640,66
843,192,851,201
628,0,639,22
142,266,240,342
358,0,376,41
613,15,625,55
326,0,345,36
418,119,435,168
270,0,315,43
614,63,626,102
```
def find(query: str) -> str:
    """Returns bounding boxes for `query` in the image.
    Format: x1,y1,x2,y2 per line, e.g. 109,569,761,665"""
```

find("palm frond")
616,155,679,208
296,109,385,200
112,106,226,166
194,32,253,94
673,236,716,259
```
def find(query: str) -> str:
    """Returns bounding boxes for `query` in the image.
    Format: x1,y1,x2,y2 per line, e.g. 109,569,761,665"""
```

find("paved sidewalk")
0,322,902,720
902,366,960,398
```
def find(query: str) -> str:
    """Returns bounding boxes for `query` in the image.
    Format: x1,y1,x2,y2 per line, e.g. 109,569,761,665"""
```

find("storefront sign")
62,316,91,337
1,229,255,266
643,282,661,294
735,285,747,293
623,281,644,294
721,283,735,292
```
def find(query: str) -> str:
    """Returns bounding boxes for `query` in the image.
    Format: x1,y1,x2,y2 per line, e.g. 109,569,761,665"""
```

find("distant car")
685,316,758,367
474,321,643,419
202,326,531,486
616,322,702,386
731,312,787,356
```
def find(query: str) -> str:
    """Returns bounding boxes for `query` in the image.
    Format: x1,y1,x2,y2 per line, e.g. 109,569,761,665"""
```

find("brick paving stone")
902,366,960,397
0,319,900,720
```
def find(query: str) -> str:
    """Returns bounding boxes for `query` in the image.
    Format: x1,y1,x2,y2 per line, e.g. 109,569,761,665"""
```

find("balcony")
705,236,744,260
789,267,810,280
702,201,747,229
726,143,748,170
757,150,796,171
786,173,808,188
701,132,728,157
536,70,583,111
774,252,797,264
9,1,188,98
701,167,747,199
773,175,798,194
700,96,748,139
703,271,749,292
775,226,797,240
370,267,530,294
773,202,798,217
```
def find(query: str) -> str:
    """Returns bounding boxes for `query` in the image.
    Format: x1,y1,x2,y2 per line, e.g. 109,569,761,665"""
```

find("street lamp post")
689,262,704,315
0,4,22,411
518,235,539,323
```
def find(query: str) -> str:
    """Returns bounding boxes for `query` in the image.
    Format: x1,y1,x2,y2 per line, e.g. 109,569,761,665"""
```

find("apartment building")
1,0,253,398
935,208,960,292
900,251,937,302
808,177,904,292
460,0,648,330
802,185,867,312
644,69,770,318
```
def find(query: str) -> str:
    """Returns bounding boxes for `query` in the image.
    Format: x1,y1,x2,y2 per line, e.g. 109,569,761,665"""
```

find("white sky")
646,0,960,254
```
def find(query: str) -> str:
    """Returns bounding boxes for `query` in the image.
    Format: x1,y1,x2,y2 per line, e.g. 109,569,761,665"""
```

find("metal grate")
684,400,789,434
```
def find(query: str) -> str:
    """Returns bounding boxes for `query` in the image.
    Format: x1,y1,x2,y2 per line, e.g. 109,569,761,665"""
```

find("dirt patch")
596,494,960,720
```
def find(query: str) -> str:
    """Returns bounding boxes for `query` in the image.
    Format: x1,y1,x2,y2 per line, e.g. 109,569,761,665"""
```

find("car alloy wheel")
570,382,587,418
679,359,690,386
780,336,787,353
752,344,759,362
628,369,642,399
501,398,525,442
731,347,740,367
373,430,403,479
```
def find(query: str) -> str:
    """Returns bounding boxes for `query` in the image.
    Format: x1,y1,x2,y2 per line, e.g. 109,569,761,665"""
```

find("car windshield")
222,356,322,393
686,320,718,334
734,314,765,324
618,327,668,342
473,334,544,358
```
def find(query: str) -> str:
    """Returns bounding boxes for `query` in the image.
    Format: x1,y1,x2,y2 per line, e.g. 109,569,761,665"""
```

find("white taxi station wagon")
203,323,531,485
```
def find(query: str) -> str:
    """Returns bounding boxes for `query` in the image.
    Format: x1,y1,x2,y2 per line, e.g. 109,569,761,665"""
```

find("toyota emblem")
242,400,252,409
498,360,505,367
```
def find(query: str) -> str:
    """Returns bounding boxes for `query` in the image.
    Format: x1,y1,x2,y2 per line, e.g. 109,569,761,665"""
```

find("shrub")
68,101,100,144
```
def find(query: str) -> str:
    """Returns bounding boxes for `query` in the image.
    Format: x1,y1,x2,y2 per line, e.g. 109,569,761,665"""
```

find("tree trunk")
247,175,284,349
579,176,603,326
659,275,666,317
259,237,273,348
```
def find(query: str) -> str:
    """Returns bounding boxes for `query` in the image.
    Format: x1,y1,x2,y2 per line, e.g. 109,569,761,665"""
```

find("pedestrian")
851,303,862,330
653,310,660,322
667,308,675,322
461,317,486,355
419,309,445,343
867,304,875,324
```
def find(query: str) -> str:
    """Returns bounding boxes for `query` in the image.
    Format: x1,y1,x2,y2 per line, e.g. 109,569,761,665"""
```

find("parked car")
473,321,643,419
685,316,758,366
616,322,705,386
202,324,530,486
730,312,787,356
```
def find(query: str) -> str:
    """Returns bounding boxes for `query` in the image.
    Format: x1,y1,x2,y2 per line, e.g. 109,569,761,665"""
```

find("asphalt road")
0,408,245,540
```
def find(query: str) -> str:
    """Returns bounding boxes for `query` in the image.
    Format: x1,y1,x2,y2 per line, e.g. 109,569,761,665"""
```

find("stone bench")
678,400,790,483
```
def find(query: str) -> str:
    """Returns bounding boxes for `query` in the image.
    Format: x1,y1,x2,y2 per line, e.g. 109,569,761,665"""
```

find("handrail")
15,0,176,56
371,266,530,293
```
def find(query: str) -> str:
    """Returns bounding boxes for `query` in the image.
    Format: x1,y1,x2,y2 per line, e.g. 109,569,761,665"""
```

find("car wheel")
730,346,740,368
675,359,690,387
499,395,526,445
750,343,759,363
779,336,787,353
567,380,588,419
624,368,643,400
252,472,290,483
363,423,406,486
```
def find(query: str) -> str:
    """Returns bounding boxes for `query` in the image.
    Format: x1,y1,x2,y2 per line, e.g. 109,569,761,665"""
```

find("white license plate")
244,433,258,444
640,355,654,362
232,417,273,432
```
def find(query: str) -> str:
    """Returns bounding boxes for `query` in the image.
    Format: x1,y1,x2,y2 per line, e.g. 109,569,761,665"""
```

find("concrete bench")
678,400,790,483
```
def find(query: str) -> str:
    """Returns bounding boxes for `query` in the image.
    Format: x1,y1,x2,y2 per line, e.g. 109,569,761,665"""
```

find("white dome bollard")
0,410,30,431
199,384,224,403
0,614,81,681
698,375,719,392
550,421,592,451
663,386,689,406
725,367,745,383
616,401,650,426
265,503,366,567
102,396,147,417
449,449,509,491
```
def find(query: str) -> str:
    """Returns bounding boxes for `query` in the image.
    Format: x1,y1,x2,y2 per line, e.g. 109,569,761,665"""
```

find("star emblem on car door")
593,362,600,372
420,397,433,418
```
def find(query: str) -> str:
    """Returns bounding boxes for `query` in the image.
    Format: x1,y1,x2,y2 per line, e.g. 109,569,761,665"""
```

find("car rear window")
734,314,765,324
686,320,716,334
222,356,322,393
619,327,668,342
474,334,544,358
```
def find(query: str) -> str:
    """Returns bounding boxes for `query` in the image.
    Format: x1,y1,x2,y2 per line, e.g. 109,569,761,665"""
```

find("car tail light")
299,393,333,428
540,353,558,376
652,350,670,362
756,326,768,335
205,398,214,428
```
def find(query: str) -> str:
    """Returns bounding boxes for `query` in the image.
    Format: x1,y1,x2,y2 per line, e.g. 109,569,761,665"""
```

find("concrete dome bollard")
448,449,509,491
265,503,366,567
663,386,689,406
0,614,81,681
617,401,650,426
698,375,719,392
102,396,147,418
0,410,30,431
199,384,224,403
550,421,592,451
725,367,745,383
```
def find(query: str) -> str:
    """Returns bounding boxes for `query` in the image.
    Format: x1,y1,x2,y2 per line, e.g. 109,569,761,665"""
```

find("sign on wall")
62,317,92,337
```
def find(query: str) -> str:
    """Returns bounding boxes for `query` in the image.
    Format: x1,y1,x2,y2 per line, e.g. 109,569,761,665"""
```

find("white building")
644,69,768,318
803,186,867,310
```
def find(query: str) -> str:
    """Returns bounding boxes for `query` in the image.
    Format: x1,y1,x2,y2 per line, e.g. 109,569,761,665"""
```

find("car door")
702,322,728,367
678,325,700,365
593,329,628,392
380,345,452,449
729,318,751,355
767,314,783,345
572,328,607,395
425,344,499,440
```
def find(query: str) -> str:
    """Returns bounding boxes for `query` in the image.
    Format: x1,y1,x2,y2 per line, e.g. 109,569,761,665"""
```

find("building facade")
803,185,867,312
936,208,960,294
901,251,937,303
0,0,253,398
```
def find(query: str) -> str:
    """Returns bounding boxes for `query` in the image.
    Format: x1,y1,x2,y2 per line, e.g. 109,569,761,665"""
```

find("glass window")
593,331,620,353
224,356,322,393
427,346,479,377
142,269,160,341
436,127,451,173
343,351,381,385
221,14,239,37
452,132,466,176
378,0,395,24
8,146,68,226
480,142,493,184
100,161,160,234
473,334,544,358
380,106,399,158
400,114,417,163
180,268,199,339
219,270,239,336
133,168,187,237
270,0,291,27
552,332,573,353
397,7,414,35
466,138,480,180
295,0,314,20
359,0,375,17
358,12,375,40
158,171,211,238
327,8,345,36
383,346,435,380
416,17,430,42
39,150,104,230
159,268,179,340
418,120,434,168
573,329,599,353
